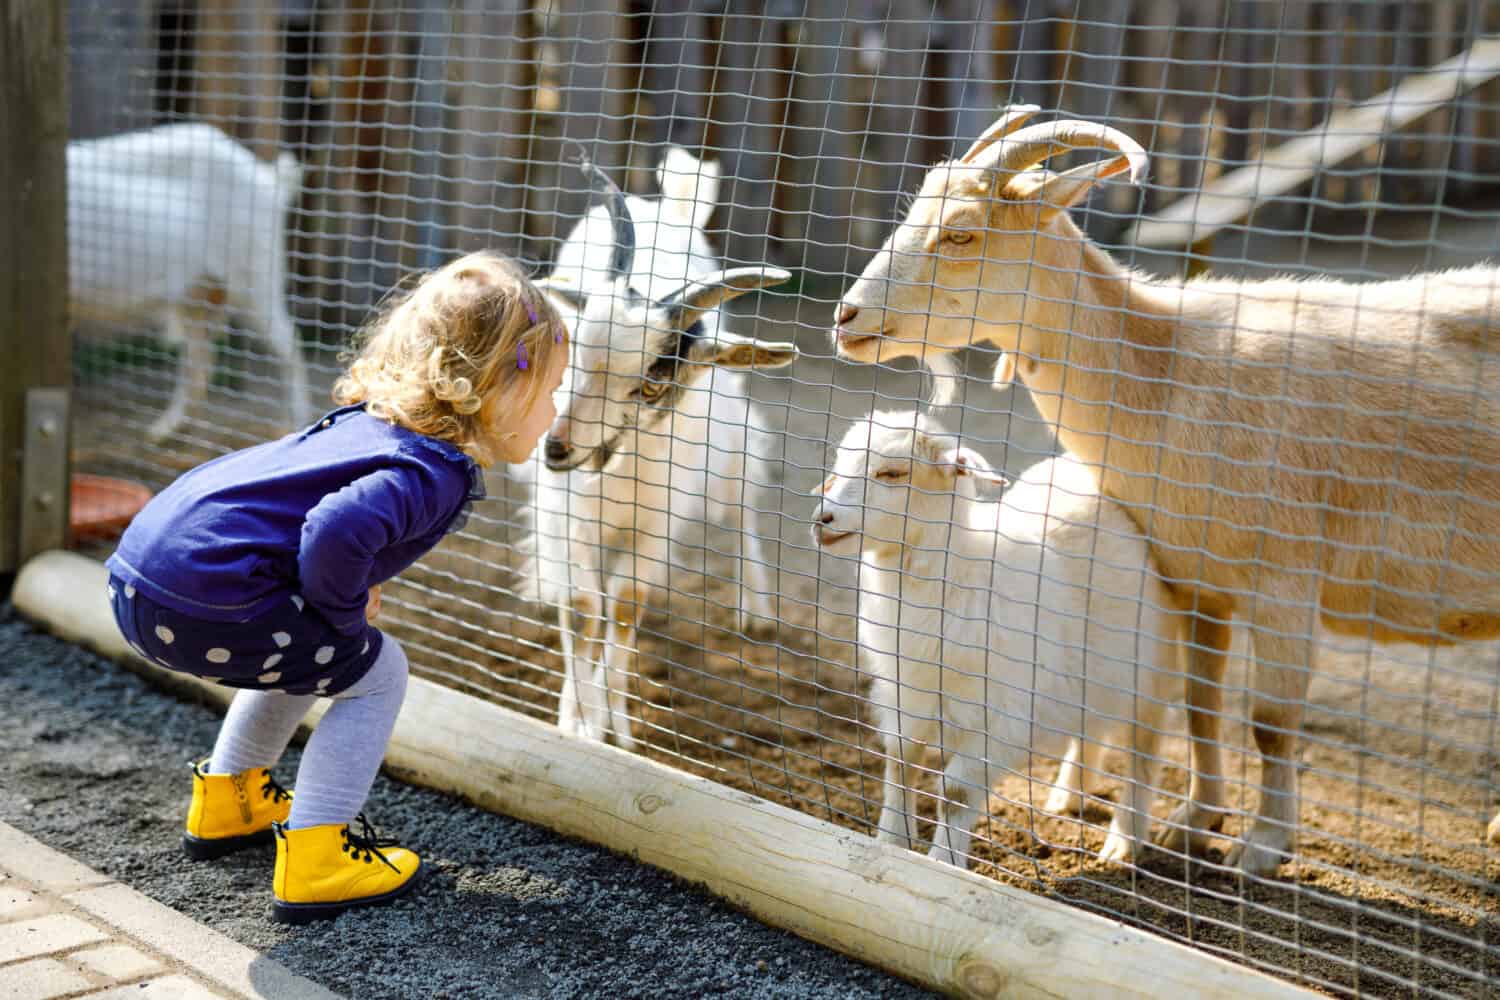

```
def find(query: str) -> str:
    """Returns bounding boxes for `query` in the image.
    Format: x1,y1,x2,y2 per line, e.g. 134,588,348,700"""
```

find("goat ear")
1035,154,1141,223
993,352,1017,386
658,266,793,332
940,447,1006,485
657,146,721,231
534,275,585,310
697,330,798,370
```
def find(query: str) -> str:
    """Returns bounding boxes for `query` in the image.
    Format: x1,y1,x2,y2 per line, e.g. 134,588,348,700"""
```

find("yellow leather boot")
183,760,292,860
270,817,423,924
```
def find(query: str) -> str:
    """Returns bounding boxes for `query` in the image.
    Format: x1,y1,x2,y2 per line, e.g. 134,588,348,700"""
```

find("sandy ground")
66,201,1500,997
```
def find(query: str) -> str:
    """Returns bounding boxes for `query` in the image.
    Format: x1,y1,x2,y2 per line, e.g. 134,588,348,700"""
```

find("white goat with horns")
68,123,311,441
525,149,796,749
833,105,1500,874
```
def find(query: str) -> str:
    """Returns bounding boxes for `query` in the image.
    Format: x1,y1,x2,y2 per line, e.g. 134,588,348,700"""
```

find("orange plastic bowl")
71,474,153,544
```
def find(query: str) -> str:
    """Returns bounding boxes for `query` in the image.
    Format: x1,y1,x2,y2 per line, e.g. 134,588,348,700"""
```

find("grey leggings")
207,635,408,830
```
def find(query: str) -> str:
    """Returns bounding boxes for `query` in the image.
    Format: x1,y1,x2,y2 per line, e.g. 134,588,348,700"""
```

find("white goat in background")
813,412,1182,865
526,151,796,749
68,122,310,441
833,105,1500,874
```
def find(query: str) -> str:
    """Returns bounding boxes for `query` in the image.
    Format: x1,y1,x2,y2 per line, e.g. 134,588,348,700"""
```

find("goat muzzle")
543,436,574,470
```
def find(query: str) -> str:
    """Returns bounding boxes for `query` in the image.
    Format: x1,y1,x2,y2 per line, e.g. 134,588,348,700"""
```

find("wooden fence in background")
68,0,1500,331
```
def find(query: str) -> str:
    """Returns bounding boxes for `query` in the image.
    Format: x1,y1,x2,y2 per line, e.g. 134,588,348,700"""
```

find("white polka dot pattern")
263,653,283,669
314,646,335,665
272,632,291,648
258,671,282,684
205,648,231,664
154,625,175,644
123,584,136,599
291,595,304,612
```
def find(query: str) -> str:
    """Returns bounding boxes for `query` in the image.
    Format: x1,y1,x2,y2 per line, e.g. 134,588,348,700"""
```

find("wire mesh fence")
62,1,1500,995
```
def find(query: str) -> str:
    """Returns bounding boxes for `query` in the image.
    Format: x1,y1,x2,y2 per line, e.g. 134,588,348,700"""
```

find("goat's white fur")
68,123,310,440
835,107,1500,872
813,412,1182,865
526,148,795,750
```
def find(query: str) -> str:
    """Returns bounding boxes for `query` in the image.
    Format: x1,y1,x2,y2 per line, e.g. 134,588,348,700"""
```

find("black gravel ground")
0,601,934,999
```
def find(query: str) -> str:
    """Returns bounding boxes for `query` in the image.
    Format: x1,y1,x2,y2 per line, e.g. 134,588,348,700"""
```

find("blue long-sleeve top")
106,404,484,635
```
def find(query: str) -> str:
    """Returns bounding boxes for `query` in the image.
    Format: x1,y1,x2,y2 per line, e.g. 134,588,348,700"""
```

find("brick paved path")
0,822,337,1000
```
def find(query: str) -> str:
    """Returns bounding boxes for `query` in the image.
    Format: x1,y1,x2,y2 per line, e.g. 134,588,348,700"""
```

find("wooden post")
244,0,286,161
526,0,632,260
712,5,790,269
639,0,711,153
450,0,533,259
855,2,932,254
194,0,242,136
1,0,71,572
786,12,858,278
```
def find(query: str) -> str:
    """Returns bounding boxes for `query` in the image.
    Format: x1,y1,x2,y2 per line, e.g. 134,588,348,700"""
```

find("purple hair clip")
517,341,529,370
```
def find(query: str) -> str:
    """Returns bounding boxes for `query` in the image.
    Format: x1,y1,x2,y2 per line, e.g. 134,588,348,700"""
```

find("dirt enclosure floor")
70,210,1500,998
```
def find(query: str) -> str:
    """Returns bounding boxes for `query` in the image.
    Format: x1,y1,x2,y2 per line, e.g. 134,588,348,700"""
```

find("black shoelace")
260,773,292,805
340,814,402,872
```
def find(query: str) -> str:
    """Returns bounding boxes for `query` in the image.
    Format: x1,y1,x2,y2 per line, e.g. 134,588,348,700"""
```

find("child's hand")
365,585,383,623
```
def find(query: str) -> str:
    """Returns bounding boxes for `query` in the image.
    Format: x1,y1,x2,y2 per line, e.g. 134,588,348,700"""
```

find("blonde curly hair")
333,251,568,466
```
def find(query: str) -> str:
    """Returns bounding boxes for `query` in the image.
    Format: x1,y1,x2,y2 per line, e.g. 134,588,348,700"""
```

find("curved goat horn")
958,104,1041,164
974,119,1148,185
578,153,636,284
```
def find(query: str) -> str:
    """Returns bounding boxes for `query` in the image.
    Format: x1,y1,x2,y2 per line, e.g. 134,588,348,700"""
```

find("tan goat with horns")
833,105,1500,876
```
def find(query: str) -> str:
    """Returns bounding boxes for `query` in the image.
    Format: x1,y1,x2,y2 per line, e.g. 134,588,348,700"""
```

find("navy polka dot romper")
104,404,484,697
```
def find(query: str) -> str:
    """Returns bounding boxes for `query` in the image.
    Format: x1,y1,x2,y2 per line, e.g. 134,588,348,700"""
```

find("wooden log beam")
1126,35,1500,249
15,550,1316,1000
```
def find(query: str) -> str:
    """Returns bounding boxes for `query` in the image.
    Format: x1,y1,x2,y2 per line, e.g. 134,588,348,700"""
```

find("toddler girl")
105,251,568,923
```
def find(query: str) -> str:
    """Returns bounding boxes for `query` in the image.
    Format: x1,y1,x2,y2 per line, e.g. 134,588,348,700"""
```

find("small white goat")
812,412,1182,865
526,150,796,749
68,122,310,440
834,106,1500,873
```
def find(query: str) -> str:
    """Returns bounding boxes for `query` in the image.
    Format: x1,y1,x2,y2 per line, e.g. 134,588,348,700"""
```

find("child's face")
488,354,566,465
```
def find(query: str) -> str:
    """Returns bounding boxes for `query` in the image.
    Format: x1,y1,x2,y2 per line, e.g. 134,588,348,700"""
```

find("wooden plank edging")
13,550,1314,1000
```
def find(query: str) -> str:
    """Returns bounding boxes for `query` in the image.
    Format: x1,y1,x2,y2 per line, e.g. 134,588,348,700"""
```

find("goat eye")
638,380,668,401
873,468,908,481
943,231,973,245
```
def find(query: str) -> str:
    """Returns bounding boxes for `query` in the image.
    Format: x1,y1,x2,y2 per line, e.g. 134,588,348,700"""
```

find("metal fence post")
1,0,70,572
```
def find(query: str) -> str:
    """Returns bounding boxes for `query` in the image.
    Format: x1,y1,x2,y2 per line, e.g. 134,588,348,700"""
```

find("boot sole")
270,861,424,925
183,829,275,861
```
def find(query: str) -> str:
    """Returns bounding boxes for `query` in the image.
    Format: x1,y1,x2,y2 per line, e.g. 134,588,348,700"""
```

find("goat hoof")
1097,834,1137,866
926,845,963,868
558,716,605,743
1225,825,1293,877
1152,803,1225,856
1041,787,1083,816
1224,833,1296,881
